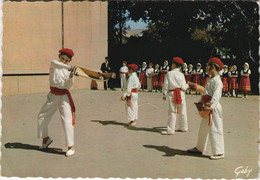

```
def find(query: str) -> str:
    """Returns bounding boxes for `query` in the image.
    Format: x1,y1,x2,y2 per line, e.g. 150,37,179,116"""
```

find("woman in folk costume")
139,62,147,91
192,63,203,94
121,64,141,126
146,62,154,92
161,57,189,135
37,48,76,157
119,61,128,91
221,65,229,97
239,62,251,98
152,64,160,92
185,64,193,94
202,71,210,88
228,65,239,97
159,60,170,92
181,63,188,74
188,57,224,160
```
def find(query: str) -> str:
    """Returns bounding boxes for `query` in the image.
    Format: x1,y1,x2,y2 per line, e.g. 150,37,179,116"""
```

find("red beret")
172,57,184,65
123,61,127,64
208,57,223,70
127,64,138,70
59,48,74,57
149,62,153,66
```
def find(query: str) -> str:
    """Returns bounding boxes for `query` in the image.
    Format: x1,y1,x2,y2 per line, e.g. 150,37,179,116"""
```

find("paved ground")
1,89,259,179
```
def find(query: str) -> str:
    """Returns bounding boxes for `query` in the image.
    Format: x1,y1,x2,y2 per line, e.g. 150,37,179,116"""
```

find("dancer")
188,57,224,160
161,57,189,135
121,64,141,126
37,48,76,157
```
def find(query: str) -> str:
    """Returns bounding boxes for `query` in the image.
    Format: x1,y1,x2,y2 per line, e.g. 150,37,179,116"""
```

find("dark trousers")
104,79,113,90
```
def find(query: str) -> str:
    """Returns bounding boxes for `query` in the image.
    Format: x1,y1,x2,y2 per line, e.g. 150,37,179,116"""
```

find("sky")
126,19,148,30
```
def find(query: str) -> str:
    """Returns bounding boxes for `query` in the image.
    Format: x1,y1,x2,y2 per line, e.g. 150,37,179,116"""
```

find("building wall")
2,1,108,95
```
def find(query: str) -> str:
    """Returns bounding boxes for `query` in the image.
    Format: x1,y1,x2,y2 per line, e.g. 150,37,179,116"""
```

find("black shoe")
187,147,202,154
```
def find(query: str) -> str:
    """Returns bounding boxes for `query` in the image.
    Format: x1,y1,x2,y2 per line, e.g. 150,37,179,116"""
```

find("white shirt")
120,66,128,73
146,68,154,76
219,69,223,76
203,75,223,109
241,69,251,75
123,72,141,98
193,68,203,74
162,68,189,96
49,60,73,90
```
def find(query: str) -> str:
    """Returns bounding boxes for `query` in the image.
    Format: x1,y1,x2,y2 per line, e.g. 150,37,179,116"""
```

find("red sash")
201,95,213,126
169,88,182,113
127,89,137,100
50,86,76,126
121,72,127,74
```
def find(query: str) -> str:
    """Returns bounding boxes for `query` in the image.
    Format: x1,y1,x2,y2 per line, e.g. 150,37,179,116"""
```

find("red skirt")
222,77,229,92
239,77,251,92
229,77,238,90
152,75,159,87
185,75,192,82
139,73,147,87
159,72,167,88
193,74,202,85
202,77,209,87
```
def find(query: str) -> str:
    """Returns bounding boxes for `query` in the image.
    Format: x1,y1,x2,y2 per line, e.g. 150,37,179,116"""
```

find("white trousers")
166,91,188,133
147,77,153,91
196,103,224,155
37,93,74,147
126,93,138,122
121,74,127,90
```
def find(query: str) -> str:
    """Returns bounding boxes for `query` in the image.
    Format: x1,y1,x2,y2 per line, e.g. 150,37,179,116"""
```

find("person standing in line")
121,64,141,126
239,62,251,98
146,62,154,92
228,65,239,97
139,62,147,91
37,48,76,157
152,64,160,92
202,66,210,88
119,61,128,91
188,57,225,160
181,63,188,74
159,60,170,92
186,64,193,94
192,63,203,94
161,57,189,135
221,65,229,97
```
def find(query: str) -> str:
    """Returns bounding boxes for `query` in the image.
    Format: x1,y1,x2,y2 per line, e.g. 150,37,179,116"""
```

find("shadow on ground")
143,145,209,158
91,120,165,134
4,142,66,155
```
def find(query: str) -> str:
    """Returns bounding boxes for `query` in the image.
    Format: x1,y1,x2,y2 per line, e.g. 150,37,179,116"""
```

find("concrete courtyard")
1,89,259,179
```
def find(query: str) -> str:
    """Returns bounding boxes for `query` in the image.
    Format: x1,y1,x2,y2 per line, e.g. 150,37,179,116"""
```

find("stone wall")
2,1,108,95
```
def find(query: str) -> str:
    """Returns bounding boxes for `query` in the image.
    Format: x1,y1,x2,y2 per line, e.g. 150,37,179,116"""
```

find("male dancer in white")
119,61,128,91
188,57,225,160
121,64,141,126
162,57,189,135
37,48,76,157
